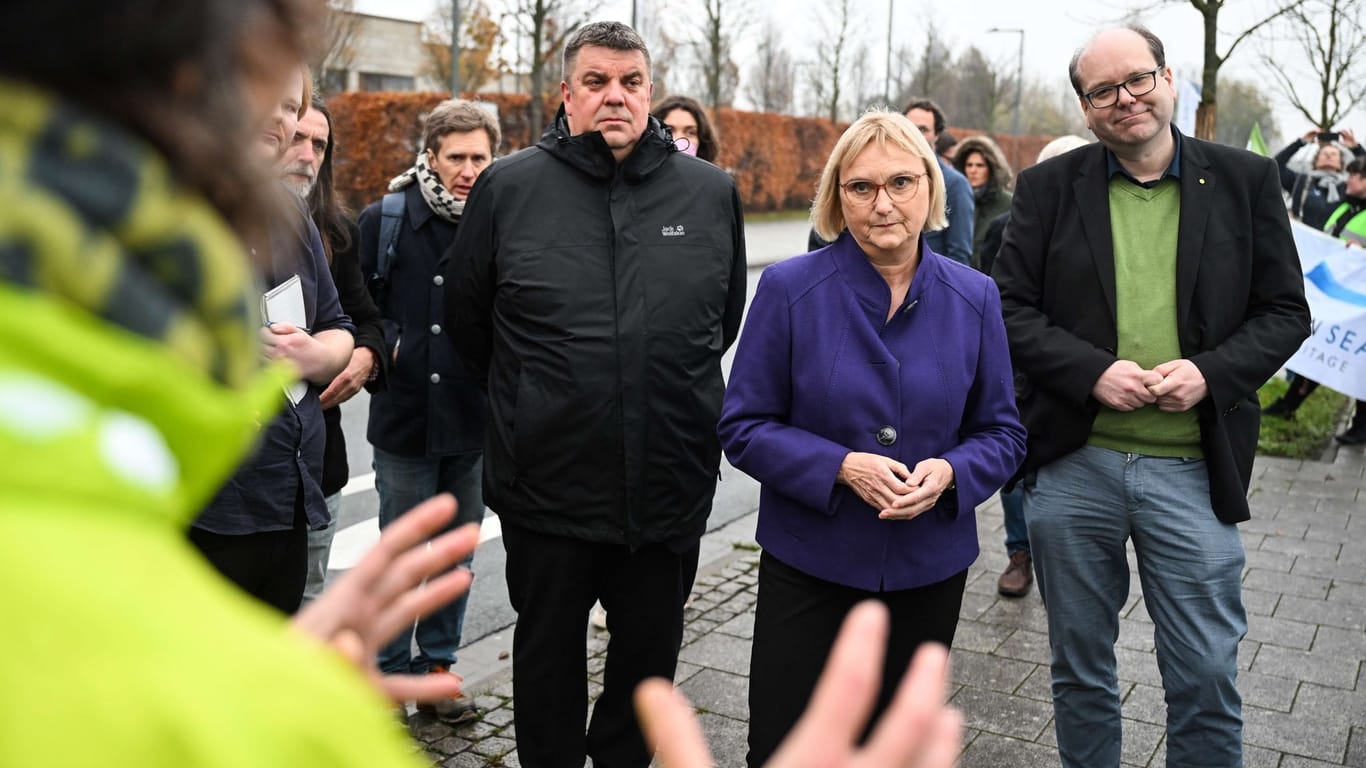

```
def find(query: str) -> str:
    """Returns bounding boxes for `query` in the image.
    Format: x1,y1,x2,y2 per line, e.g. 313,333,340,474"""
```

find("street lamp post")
987,27,1023,166
885,0,894,106
449,0,461,96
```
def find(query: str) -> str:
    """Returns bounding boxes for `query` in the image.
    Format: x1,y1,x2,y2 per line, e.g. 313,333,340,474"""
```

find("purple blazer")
718,233,1026,591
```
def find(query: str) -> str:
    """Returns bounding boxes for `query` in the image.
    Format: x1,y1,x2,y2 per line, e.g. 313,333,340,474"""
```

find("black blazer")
993,136,1310,523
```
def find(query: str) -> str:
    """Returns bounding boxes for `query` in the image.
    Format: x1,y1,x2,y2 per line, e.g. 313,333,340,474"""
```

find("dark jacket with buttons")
444,107,747,547
718,234,1025,591
994,136,1311,524
359,184,485,458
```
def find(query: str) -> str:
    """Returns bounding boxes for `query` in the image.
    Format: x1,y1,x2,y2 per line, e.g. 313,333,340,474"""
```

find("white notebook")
261,274,308,406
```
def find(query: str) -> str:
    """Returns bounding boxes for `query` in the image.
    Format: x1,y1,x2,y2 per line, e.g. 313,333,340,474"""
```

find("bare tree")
745,20,795,113
1138,0,1306,139
902,21,955,107
691,0,750,112
949,46,1013,131
510,0,590,141
810,0,857,122
1260,0,1366,129
650,27,686,98
312,0,362,91
423,0,510,95
1216,78,1281,145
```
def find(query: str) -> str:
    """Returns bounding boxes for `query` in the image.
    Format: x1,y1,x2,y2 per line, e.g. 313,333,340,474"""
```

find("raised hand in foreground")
635,601,963,768
293,493,478,704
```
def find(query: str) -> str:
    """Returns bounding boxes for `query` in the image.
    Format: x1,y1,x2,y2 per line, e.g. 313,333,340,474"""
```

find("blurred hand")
1340,128,1357,148
320,346,376,409
1092,360,1161,411
837,452,912,512
292,493,477,704
635,602,962,768
1147,359,1208,412
881,458,954,520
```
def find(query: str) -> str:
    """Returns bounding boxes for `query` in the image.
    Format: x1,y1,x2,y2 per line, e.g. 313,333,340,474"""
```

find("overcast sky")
353,0,1362,146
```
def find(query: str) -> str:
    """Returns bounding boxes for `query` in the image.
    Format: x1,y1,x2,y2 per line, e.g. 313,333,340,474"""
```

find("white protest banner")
1284,220,1366,400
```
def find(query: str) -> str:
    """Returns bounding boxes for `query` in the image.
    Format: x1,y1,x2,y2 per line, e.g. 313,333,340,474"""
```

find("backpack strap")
370,191,405,303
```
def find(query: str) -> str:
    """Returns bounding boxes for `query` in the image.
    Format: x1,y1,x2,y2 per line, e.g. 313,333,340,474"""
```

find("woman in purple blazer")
718,111,1026,767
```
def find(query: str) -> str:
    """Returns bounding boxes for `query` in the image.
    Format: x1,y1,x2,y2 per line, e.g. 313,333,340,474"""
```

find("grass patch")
1257,377,1350,458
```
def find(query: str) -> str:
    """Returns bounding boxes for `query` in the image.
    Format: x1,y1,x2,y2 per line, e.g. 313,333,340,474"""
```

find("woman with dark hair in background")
952,134,1014,272
653,94,721,163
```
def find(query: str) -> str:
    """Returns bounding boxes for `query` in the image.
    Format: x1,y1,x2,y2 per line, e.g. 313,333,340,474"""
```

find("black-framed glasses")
839,173,924,205
1081,69,1161,109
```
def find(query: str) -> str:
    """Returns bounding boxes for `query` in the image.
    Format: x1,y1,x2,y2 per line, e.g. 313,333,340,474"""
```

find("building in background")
320,11,444,95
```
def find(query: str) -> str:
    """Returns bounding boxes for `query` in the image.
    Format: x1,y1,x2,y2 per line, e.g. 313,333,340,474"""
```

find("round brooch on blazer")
876,426,897,446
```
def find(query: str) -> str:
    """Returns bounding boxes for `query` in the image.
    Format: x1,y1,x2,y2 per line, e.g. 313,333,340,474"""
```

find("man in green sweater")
993,25,1311,768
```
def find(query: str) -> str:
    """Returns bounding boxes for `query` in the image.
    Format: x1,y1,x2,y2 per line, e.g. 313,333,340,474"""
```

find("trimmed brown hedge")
329,91,1061,215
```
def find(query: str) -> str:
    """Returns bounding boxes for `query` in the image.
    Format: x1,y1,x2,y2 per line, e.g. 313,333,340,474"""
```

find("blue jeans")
301,491,342,604
1024,445,1245,768
1000,485,1029,555
373,448,485,675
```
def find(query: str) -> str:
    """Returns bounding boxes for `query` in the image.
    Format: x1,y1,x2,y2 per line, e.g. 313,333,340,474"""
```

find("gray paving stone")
679,668,749,721
1116,617,1157,653
993,627,1052,666
1238,668,1300,713
953,617,1014,654
1291,555,1366,584
1120,682,1166,726
1346,725,1366,767
1017,664,1054,703
978,594,1051,634
1117,717,1165,767
469,736,517,758
958,731,1059,767
696,712,748,768
951,648,1035,694
1243,546,1298,573
427,736,474,756
958,590,997,621
441,752,492,768
1245,700,1352,763
1244,743,1286,768
1242,587,1282,616
1276,594,1366,631
1247,613,1318,650
1261,534,1343,561
1242,568,1332,600
1115,646,1163,687
1242,516,1310,538
1285,479,1360,500
1252,643,1361,689
1329,582,1366,609
480,707,515,728
713,610,754,640
1280,757,1351,767
1311,624,1366,659
676,630,753,676
674,660,704,684
950,685,1054,741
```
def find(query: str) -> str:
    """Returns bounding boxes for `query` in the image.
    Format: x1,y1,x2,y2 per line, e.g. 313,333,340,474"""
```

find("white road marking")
327,482,502,571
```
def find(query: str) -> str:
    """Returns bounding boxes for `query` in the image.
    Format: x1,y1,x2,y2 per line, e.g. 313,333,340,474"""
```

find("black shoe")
1263,397,1298,419
1337,424,1366,444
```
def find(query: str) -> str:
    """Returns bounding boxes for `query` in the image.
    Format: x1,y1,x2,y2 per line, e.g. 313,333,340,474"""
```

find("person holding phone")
1273,126,1364,230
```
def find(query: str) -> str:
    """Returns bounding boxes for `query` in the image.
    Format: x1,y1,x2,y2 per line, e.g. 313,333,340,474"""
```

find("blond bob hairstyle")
810,110,947,243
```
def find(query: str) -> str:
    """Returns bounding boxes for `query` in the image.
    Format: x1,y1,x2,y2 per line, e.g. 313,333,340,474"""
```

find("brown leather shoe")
997,551,1033,597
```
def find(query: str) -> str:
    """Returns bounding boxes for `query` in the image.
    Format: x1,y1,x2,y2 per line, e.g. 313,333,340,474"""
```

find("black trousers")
746,552,968,768
188,499,309,615
501,523,699,768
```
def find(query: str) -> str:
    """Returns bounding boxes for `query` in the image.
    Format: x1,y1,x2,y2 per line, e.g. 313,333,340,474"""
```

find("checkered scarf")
387,150,465,223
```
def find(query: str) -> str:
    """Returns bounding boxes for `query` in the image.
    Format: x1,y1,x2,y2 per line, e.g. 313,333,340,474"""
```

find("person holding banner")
1263,157,1366,442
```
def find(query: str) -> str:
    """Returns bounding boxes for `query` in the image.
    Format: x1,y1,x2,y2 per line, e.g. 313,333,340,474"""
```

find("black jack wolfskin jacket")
444,106,747,547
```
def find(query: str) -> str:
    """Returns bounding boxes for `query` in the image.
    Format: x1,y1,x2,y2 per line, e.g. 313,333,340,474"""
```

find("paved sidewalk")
405,448,1366,767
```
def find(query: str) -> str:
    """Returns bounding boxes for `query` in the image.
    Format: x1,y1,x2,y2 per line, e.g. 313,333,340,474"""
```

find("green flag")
1247,121,1269,157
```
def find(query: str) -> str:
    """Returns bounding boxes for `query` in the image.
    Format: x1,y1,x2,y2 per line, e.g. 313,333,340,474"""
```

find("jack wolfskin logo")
661,225,686,237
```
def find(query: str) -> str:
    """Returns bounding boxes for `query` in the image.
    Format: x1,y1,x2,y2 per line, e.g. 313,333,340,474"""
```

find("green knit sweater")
1089,177,1203,457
